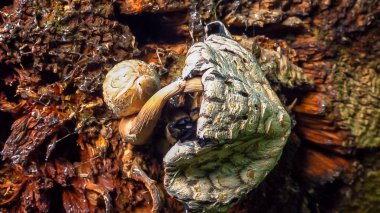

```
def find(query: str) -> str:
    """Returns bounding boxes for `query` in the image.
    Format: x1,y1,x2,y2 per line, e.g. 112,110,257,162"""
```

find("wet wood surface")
0,0,379,212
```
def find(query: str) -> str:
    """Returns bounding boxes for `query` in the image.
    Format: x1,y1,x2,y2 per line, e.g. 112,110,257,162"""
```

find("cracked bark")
0,0,379,212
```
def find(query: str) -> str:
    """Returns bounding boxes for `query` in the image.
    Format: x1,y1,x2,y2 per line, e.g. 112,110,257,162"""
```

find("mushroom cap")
103,60,160,117
163,22,292,210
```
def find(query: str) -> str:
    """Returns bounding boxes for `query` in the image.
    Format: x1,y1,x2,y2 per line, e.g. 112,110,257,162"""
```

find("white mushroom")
103,60,203,145
103,60,160,118
103,59,202,212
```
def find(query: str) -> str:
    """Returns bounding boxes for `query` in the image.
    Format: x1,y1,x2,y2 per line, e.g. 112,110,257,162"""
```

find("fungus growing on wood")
163,21,292,210
103,60,202,145
102,59,203,212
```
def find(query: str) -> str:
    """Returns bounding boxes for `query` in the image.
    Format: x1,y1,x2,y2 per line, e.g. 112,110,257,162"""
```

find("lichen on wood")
332,28,380,148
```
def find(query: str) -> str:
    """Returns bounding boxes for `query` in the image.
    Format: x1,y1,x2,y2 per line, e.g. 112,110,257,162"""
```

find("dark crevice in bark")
0,0,12,9
113,5,188,47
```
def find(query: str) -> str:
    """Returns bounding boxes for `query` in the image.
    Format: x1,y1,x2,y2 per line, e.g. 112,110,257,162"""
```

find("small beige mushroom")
103,59,161,118
119,77,203,145
103,60,203,146
103,59,203,212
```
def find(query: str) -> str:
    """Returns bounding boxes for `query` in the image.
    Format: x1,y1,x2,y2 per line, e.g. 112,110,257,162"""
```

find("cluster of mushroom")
103,21,292,211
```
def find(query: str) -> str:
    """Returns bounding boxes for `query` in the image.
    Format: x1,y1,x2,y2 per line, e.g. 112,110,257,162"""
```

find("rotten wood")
0,0,379,212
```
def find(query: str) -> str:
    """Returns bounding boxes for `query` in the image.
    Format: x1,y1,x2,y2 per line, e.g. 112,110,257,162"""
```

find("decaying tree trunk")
0,0,379,212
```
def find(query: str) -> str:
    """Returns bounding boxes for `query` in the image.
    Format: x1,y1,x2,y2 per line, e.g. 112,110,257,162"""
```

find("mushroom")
103,59,202,145
117,77,202,145
162,21,292,211
103,60,161,118
103,59,203,212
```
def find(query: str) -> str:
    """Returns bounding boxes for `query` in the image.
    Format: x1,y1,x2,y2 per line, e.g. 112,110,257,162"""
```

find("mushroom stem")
119,78,203,145
119,77,203,145
184,77,203,93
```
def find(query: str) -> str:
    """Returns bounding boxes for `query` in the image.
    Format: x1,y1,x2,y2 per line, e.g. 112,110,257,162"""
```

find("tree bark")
0,0,379,212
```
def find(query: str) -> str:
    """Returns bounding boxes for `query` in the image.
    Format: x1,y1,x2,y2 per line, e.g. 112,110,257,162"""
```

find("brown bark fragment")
297,148,353,184
116,0,191,14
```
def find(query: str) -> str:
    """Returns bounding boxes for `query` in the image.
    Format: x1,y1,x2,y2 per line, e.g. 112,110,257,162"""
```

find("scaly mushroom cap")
163,21,292,210
103,60,160,117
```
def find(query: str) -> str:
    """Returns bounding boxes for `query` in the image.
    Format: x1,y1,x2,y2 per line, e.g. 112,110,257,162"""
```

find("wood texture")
0,0,379,212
